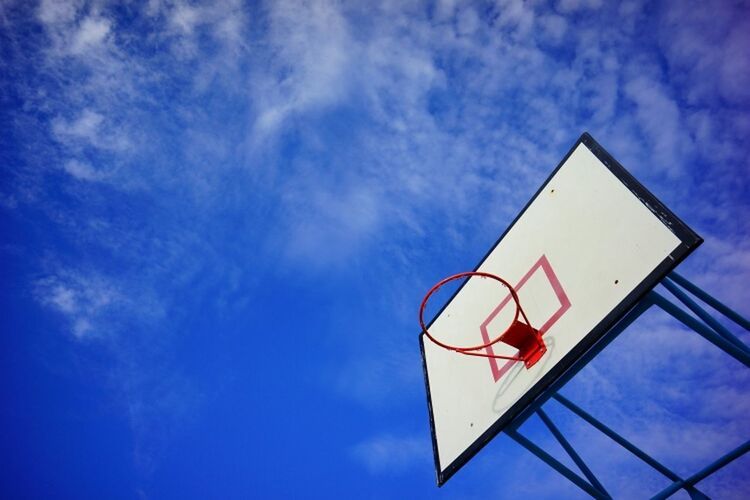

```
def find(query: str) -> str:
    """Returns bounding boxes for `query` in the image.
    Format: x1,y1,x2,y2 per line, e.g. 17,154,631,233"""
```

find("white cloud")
70,16,111,54
656,0,750,108
52,109,130,152
618,0,642,18
336,345,422,408
493,0,535,35
538,14,567,43
351,433,430,474
279,182,383,266
162,0,248,58
433,0,456,22
623,74,693,177
53,109,103,142
456,7,480,36
169,4,200,34
37,0,81,26
36,1,115,59
718,21,750,105
35,271,119,339
251,0,352,138
556,0,603,13
62,159,105,181
73,317,93,338
47,283,78,314
33,269,163,341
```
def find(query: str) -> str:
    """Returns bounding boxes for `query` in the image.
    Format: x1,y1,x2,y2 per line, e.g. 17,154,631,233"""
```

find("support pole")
552,394,709,499
651,293,750,368
536,408,610,498
506,275,748,498
650,439,750,500
506,428,609,500
668,272,750,331
662,277,750,356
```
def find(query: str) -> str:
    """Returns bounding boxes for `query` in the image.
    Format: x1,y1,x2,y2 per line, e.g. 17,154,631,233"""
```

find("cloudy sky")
1,0,749,498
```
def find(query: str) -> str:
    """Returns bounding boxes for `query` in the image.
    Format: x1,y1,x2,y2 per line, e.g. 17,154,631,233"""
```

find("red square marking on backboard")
479,255,571,382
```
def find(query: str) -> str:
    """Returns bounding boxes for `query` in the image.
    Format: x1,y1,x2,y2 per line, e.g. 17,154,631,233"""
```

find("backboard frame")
419,132,703,486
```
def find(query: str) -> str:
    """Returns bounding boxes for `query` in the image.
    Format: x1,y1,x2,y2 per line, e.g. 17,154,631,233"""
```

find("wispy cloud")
69,15,111,54
62,159,105,182
250,0,353,139
556,0,603,13
52,108,131,152
351,433,431,475
623,74,692,177
33,268,163,340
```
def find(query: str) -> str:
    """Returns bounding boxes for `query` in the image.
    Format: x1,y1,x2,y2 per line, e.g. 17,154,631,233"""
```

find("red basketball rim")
419,271,532,354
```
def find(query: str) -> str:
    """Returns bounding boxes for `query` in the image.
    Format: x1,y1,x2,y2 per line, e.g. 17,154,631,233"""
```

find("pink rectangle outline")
479,254,571,382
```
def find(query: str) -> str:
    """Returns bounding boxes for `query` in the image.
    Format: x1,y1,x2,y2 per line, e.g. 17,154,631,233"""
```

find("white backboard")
420,133,702,485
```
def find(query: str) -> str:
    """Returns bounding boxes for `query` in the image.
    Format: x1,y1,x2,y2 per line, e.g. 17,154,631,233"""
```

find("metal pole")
506,428,608,499
668,272,750,331
650,439,750,500
507,278,747,498
651,293,750,368
536,408,610,498
552,394,705,492
662,278,750,356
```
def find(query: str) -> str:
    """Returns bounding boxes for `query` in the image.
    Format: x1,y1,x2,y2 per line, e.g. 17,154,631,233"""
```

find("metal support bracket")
508,273,750,498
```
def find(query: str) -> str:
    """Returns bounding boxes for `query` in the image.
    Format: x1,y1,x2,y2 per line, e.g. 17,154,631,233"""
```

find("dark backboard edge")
419,132,703,486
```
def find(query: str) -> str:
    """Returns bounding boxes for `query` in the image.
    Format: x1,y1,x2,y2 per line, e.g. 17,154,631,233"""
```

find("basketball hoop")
419,271,547,368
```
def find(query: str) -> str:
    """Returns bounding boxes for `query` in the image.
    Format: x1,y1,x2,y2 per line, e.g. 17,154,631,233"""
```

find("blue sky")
1,0,749,498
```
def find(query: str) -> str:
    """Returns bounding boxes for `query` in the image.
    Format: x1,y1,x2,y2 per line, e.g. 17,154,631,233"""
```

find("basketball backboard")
420,133,702,485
